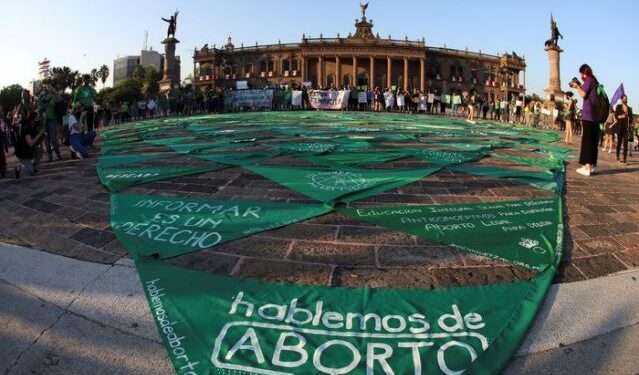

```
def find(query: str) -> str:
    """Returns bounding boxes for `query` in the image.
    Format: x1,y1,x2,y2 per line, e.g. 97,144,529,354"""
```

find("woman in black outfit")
569,64,599,176
614,95,633,164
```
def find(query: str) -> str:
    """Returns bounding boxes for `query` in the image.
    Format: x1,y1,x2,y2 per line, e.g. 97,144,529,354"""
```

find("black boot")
47,152,53,162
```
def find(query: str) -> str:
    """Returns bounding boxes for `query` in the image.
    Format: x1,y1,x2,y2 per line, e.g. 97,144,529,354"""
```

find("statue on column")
545,15,563,47
360,2,369,18
162,10,179,39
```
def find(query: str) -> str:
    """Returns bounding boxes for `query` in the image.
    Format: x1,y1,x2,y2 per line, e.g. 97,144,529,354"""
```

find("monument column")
387,56,392,88
159,36,181,93
420,58,426,92
544,44,564,101
369,56,375,89
403,57,409,90
352,56,358,88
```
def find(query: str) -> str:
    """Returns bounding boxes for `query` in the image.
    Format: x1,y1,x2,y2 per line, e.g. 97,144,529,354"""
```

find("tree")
0,84,23,112
96,65,110,88
109,78,142,104
141,66,161,97
44,66,79,93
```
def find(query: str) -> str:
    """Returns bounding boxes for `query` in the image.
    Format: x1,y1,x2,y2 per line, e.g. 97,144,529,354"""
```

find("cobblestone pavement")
0,116,637,289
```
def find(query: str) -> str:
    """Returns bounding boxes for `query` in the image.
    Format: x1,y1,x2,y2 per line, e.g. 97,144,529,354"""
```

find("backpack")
590,81,610,124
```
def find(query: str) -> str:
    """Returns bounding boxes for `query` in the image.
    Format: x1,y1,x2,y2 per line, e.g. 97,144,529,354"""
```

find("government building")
193,4,526,100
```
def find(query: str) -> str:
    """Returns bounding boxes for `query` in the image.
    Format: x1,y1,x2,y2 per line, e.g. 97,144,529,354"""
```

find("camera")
570,77,581,87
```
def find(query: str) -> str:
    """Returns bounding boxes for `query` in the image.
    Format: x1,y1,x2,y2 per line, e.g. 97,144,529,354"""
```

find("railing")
303,37,425,47
427,46,499,59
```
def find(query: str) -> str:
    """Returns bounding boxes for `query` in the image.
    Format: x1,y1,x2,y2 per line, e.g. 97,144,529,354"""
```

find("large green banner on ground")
98,165,225,192
340,197,562,270
110,194,332,258
136,257,556,375
244,165,441,204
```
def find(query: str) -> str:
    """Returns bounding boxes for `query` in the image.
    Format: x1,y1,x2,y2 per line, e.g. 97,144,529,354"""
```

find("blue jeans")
70,131,96,158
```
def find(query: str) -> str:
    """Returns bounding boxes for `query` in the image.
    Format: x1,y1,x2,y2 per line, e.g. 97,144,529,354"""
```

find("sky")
1,0,638,108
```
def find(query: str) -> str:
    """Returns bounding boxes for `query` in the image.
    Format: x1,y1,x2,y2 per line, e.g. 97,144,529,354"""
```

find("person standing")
564,92,576,144
614,95,633,164
40,86,63,162
569,64,600,176
602,108,616,153
73,75,97,132
466,91,477,124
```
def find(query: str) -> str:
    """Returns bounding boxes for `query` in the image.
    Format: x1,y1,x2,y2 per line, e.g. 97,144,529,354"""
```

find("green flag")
110,194,332,259
136,256,556,375
98,165,226,192
340,197,562,270
244,165,441,204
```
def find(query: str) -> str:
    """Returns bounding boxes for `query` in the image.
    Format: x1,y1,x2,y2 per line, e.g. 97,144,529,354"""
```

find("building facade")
113,55,140,85
193,6,526,100
113,49,165,86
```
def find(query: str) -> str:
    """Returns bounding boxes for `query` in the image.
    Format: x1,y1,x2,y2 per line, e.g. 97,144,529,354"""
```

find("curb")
2,242,638,358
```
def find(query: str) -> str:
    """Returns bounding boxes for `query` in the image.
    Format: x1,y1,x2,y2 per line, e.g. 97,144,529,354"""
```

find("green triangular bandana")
110,194,332,259
244,165,441,204
135,256,556,375
340,197,562,270
98,165,226,192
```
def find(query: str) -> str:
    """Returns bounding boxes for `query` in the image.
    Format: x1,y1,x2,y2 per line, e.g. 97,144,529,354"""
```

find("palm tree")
97,65,110,88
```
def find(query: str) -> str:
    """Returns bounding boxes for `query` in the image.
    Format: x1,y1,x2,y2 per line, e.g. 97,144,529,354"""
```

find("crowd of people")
0,74,98,178
0,66,635,180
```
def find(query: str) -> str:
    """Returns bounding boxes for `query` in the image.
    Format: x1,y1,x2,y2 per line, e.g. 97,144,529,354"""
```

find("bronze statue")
545,14,563,47
162,10,179,38
360,2,369,18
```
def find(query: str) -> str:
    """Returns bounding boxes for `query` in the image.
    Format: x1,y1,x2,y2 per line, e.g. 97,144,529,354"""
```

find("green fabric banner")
98,165,225,192
450,165,563,194
302,151,409,167
193,150,282,166
110,194,332,258
145,137,198,146
97,153,173,169
400,148,487,166
168,142,238,155
340,197,562,270
136,256,556,375
491,153,565,171
244,165,441,204
265,142,339,154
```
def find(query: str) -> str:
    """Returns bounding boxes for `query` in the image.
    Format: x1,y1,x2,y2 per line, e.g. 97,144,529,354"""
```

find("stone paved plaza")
1,113,637,290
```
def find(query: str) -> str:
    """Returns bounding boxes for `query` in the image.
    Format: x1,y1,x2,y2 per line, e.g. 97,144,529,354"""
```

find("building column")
403,57,409,91
420,58,425,92
335,56,341,88
318,56,324,88
352,56,357,88
300,57,305,81
386,56,392,88
369,56,375,89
